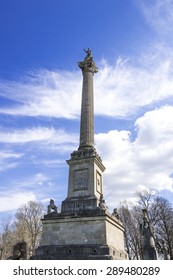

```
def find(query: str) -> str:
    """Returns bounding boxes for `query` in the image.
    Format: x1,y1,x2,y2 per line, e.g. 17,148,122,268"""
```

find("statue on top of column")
84,48,92,60
78,48,98,74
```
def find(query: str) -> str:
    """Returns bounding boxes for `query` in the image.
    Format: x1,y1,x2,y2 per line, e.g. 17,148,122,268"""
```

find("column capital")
78,48,98,74
78,58,98,74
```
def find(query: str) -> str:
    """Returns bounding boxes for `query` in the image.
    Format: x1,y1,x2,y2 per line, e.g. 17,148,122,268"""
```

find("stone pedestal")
63,147,105,212
32,210,127,260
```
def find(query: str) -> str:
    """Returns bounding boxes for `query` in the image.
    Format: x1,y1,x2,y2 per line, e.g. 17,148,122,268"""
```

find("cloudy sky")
0,0,173,218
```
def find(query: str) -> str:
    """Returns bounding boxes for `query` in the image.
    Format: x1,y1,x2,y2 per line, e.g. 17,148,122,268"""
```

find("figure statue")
78,48,98,73
84,48,92,59
162,240,170,260
47,199,57,214
99,194,108,211
140,208,157,260
112,208,120,220
12,241,27,260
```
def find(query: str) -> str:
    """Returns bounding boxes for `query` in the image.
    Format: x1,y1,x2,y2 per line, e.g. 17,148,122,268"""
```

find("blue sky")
1,0,173,219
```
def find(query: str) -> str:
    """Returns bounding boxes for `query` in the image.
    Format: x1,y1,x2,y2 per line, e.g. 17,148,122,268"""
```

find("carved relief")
71,147,102,161
74,169,88,189
96,171,102,194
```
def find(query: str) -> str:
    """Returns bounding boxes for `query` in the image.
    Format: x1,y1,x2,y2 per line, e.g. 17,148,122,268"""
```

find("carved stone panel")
74,169,88,189
96,171,102,194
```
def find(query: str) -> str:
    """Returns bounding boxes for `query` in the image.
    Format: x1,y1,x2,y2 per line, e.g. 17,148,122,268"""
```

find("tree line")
0,190,173,259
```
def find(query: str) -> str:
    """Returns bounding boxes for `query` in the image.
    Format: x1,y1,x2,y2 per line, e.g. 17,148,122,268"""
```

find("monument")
140,209,158,260
32,49,128,260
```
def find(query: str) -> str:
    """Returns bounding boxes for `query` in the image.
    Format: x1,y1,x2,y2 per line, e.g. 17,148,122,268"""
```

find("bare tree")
0,218,14,259
119,190,173,260
119,203,143,259
15,201,44,258
136,191,173,259
154,196,173,259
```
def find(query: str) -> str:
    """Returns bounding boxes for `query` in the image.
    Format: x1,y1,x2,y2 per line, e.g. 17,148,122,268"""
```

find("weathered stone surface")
65,155,105,209
32,212,128,260
78,50,98,149
32,245,121,260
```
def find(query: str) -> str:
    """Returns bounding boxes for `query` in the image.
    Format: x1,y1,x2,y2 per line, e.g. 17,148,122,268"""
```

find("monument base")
31,244,126,260
31,210,128,260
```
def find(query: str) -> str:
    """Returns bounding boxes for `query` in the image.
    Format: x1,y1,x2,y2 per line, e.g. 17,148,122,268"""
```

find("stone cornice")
66,147,106,172
70,146,101,161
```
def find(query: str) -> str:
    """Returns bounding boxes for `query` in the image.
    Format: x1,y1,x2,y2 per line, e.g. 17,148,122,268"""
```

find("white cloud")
10,172,50,190
0,151,23,159
0,48,173,119
137,0,173,35
32,158,66,167
0,127,78,173
0,192,36,212
0,172,50,213
0,127,78,144
95,53,173,117
1,0,173,210
0,70,81,119
135,106,173,146
95,106,173,208
1,107,173,212
0,169,68,214
0,151,23,171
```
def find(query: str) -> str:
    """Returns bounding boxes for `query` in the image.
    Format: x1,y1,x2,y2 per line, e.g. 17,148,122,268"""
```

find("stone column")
78,49,98,149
